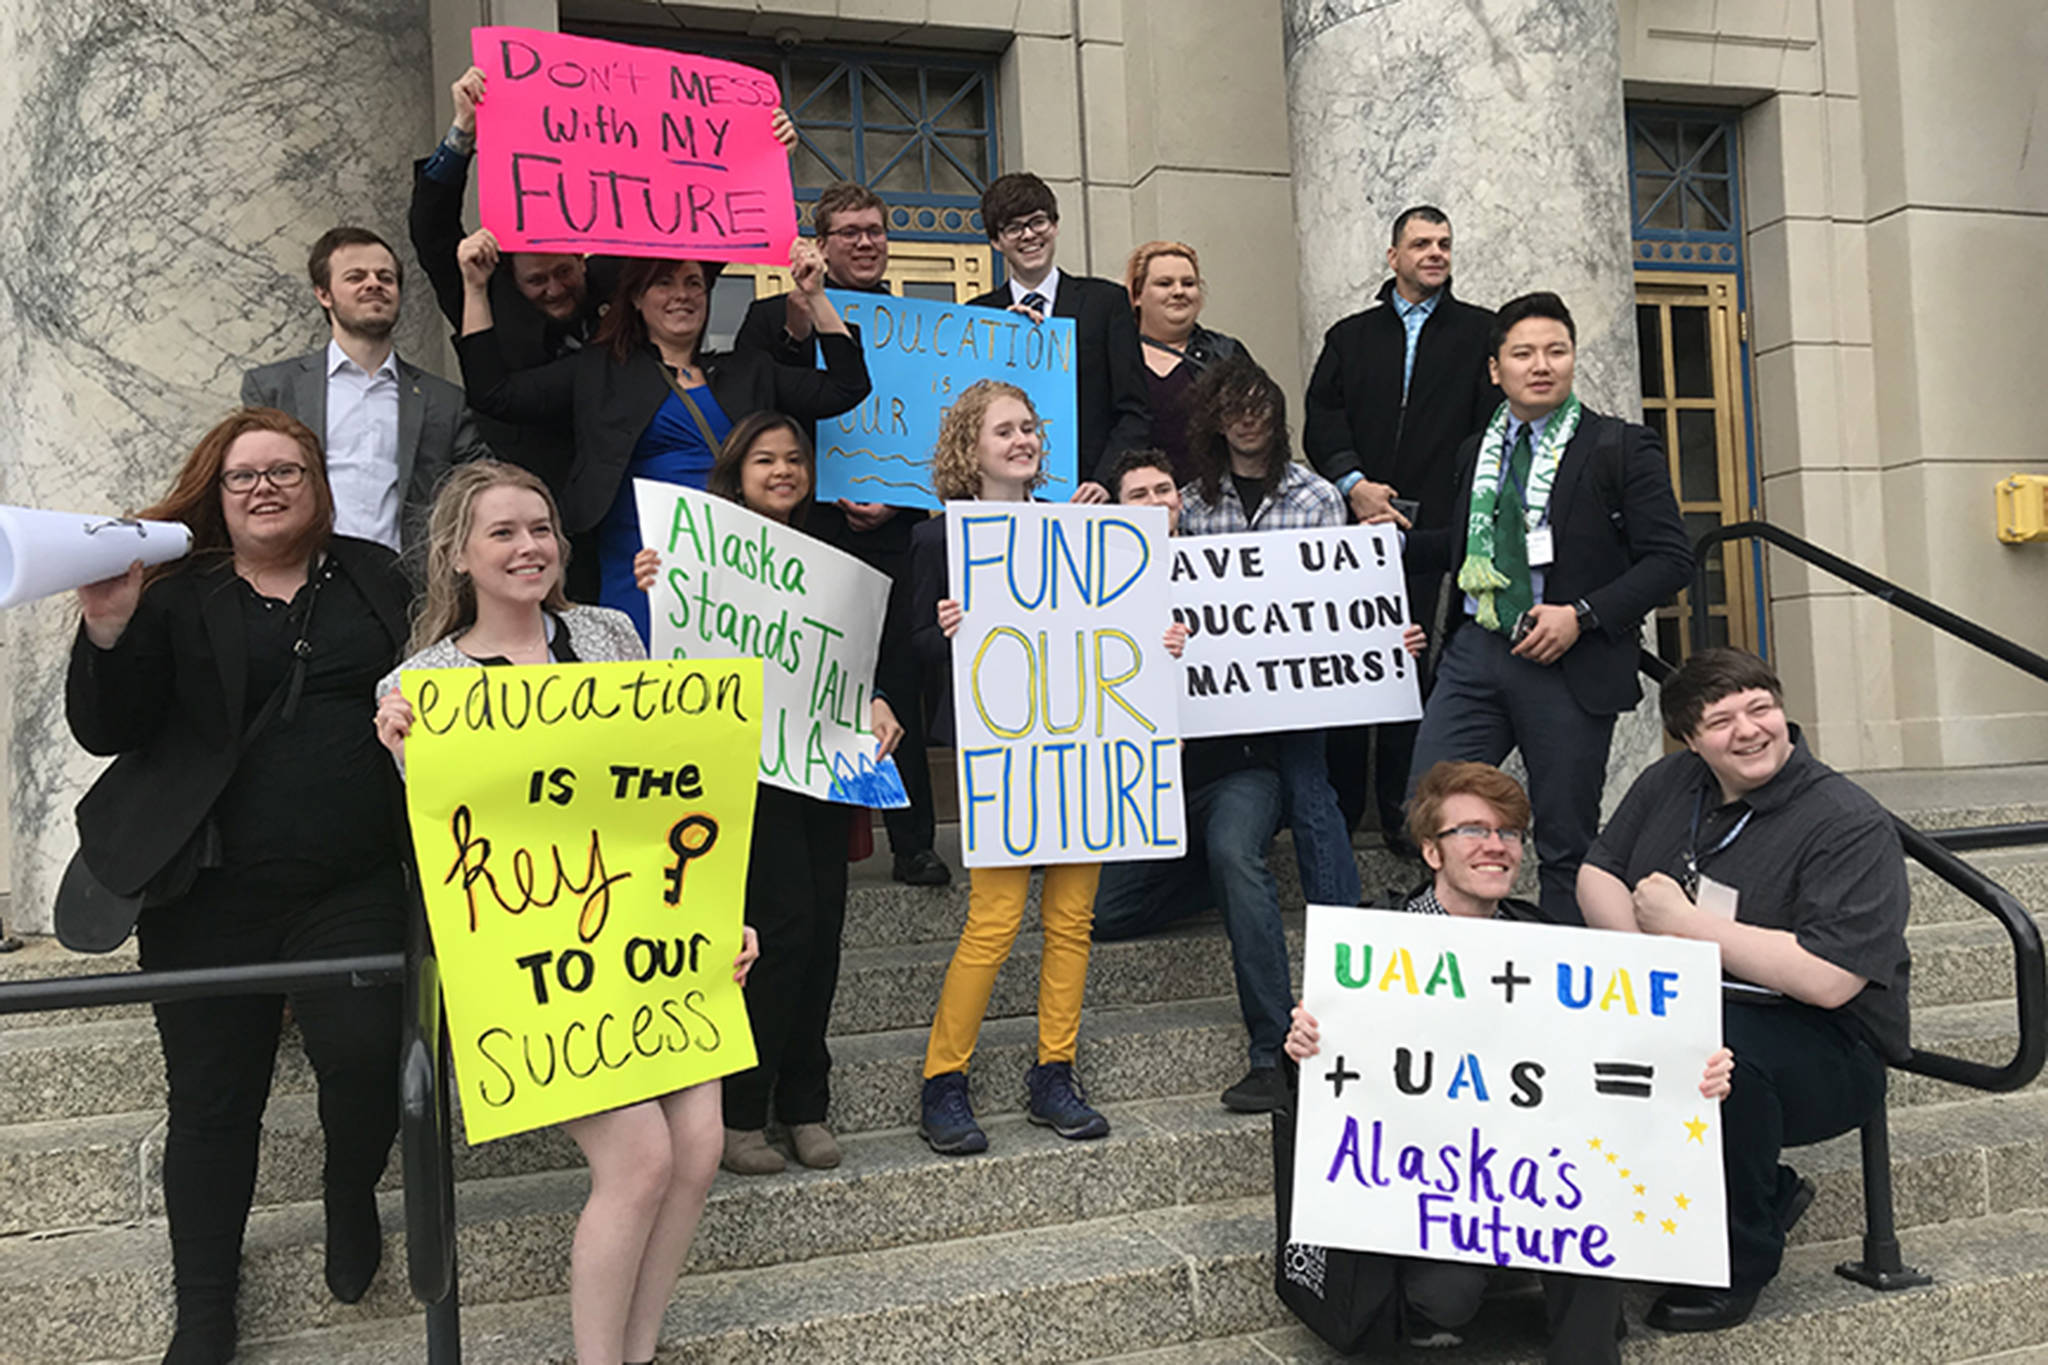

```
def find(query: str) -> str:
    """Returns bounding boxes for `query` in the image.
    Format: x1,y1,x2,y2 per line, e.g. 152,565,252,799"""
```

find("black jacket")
965,273,1151,486
1405,407,1693,716
1303,280,1500,528
66,537,411,896
455,329,872,534
908,512,955,745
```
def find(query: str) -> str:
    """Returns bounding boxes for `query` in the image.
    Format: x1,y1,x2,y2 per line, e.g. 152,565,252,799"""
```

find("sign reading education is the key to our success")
471,26,797,263
401,658,763,1144
947,501,1183,868
634,478,908,808
1172,524,1422,738
817,291,1080,509
1289,907,1729,1288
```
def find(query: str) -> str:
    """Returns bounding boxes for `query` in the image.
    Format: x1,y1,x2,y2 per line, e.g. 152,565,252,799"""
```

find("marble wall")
0,1,438,933
1282,0,1666,808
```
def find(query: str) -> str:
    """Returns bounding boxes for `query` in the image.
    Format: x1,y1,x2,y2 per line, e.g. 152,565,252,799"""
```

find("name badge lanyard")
1684,786,1753,897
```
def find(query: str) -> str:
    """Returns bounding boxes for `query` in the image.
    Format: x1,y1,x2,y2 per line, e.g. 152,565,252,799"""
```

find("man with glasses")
1578,647,1910,1332
734,182,952,886
242,226,491,560
966,172,1150,500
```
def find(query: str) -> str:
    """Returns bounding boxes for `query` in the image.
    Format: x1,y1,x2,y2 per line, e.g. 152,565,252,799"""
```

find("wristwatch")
1573,598,1599,631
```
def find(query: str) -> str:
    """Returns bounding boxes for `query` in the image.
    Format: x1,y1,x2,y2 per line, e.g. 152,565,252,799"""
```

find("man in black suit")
965,172,1150,499
1304,206,1501,852
732,182,951,887
1404,292,1691,924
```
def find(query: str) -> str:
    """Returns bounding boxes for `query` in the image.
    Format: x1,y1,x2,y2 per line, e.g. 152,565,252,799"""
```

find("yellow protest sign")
400,658,763,1144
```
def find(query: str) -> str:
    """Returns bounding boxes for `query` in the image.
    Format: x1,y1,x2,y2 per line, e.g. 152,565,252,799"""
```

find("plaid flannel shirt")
1177,460,1348,535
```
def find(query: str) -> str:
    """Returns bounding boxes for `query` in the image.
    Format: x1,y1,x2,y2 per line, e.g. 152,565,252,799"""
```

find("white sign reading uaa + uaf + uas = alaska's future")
1290,907,1730,1289
946,501,1183,868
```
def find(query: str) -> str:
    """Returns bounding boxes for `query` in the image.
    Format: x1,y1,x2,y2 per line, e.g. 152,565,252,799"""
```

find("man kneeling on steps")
1579,647,1912,1332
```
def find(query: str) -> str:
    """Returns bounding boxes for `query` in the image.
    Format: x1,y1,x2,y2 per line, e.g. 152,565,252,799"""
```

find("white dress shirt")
324,339,403,550
1007,266,1062,312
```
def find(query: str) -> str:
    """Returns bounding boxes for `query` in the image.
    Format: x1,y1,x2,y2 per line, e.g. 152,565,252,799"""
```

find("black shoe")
162,1298,236,1365
1220,1065,1288,1113
1382,829,1423,861
1645,1284,1760,1333
893,849,952,886
323,1184,383,1304
1777,1170,1817,1235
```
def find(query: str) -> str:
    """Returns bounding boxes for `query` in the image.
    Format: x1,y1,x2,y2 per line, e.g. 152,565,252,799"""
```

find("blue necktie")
1021,290,1049,314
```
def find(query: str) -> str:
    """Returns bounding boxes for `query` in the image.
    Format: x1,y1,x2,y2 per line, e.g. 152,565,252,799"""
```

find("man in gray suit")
243,226,490,557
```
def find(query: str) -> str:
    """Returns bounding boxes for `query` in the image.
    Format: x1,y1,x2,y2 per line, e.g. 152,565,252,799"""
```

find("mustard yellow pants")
922,862,1101,1077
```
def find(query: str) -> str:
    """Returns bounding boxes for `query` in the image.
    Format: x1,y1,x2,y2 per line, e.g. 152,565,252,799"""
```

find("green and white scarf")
1456,394,1582,630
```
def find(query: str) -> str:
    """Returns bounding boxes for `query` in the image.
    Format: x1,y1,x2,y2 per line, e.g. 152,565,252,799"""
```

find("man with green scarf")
1400,292,1691,924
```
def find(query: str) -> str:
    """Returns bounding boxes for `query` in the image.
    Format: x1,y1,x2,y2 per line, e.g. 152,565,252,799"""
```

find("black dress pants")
137,867,405,1309
855,536,938,858
723,786,852,1130
1722,997,1888,1290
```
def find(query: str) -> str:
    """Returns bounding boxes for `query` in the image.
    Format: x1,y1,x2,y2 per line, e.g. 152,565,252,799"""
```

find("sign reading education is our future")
818,291,1080,509
1289,907,1729,1288
947,501,1183,868
634,479,907,808
401,658,763,1144
471,26,797,263
1172,524,1423,738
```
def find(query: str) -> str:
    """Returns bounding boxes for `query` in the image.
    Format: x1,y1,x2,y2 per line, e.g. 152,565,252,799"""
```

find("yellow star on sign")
1589,1138,1603,1150
1633,1210,1647,1225
1633,1183,1646,1197
1605,1151,1619,1164
1674,1193,1692,1211
1684,1114,1710,1144
1619,1168,1631,1179
1661,1218,1678,1235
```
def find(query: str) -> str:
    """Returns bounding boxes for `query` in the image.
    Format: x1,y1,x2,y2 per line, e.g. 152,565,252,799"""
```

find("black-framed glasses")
1436,824,1525,846
998,213,1057,242
826,225,888,244
220,463,307,493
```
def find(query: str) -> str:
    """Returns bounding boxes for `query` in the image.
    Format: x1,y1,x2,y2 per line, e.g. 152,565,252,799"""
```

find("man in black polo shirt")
1578,647,1911,1332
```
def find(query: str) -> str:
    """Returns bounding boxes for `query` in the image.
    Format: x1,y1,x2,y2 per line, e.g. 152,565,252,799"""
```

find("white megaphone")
0,506,193,610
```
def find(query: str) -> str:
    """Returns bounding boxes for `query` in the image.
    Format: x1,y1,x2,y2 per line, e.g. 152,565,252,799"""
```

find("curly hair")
708,411,817,528
930,379,1044,501
1184,356,1291,509
138,407,334,581
408,461,572,654
1406,761,1532,852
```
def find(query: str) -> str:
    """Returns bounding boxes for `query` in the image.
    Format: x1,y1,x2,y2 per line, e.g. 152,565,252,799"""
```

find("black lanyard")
1684,786,1753,896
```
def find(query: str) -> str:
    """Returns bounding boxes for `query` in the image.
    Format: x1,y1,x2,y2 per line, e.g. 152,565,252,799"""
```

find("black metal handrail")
1689,520,2048,685
0,901,461,1363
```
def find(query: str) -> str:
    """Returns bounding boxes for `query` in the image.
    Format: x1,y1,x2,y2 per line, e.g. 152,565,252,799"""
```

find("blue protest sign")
817,291,1079,509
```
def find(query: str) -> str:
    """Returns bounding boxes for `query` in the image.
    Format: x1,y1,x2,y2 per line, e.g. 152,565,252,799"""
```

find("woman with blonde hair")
906,380,1182,1154
374,460,757,1365
1123,240,1250,482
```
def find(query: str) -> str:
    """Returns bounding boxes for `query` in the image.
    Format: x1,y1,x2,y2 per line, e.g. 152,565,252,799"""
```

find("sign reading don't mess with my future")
1289,907,1729,1288
471,26,797,263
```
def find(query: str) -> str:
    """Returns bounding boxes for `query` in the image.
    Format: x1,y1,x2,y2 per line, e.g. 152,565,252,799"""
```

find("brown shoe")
789,1122,842,1170
721,1127,786,1175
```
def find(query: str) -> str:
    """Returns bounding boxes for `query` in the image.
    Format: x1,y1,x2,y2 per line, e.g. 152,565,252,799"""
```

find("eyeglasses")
998,213,1057,242
220,463,307,493
1436,824,1525,845
826,226,888,244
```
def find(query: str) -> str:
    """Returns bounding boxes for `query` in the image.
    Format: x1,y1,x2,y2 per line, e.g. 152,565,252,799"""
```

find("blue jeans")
1276,729,1361,906
1093,768,1291,1067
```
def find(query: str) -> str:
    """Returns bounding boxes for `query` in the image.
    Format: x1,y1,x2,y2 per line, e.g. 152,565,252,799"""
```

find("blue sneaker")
920,1072,988,1155
1025,1061,1110,1139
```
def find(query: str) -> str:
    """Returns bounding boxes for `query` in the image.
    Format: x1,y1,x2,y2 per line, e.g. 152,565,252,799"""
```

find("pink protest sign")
471,27,797,264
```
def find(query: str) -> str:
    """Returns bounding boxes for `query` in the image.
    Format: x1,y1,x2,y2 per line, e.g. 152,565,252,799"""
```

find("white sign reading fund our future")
946,501,1183,868
1290,907,1729,1288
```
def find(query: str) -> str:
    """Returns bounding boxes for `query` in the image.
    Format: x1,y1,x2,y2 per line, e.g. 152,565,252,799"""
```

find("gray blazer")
241,347,493,556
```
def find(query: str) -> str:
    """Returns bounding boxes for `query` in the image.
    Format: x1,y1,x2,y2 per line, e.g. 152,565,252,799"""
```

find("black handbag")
1270,1074,1400,1354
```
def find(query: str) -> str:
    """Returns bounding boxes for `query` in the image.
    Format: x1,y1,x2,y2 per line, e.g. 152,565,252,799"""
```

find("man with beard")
243,226,491,558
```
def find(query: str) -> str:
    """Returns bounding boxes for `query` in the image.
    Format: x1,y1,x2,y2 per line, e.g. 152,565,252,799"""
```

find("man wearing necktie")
966,172,1151,501
1400,292,1692,924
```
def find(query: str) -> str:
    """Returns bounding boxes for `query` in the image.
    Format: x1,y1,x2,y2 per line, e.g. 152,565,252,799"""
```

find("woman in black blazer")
65,408,414,1365
452,230,871,641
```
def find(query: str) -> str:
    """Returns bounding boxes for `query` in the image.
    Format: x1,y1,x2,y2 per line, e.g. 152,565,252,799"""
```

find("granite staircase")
1,764,2045,1364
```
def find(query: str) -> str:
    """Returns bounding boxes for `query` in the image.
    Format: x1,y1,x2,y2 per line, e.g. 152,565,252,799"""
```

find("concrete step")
130,1204,2048,1365
1907,846,2048,927
1850,763,2048,833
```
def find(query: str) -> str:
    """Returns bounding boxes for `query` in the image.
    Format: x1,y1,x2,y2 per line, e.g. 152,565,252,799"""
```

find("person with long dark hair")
64,408,414,1364
452,231,870,641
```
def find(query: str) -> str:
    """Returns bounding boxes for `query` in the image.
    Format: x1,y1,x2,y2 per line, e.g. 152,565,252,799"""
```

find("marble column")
0,1,438,933
1282,0,1664,813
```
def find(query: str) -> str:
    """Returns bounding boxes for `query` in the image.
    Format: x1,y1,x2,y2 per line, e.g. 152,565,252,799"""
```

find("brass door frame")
1635,270,1760,655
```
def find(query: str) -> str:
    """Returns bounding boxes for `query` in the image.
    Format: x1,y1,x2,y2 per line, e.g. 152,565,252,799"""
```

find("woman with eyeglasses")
453,230,871,645
1123,240,1249,485
64,408,415,1364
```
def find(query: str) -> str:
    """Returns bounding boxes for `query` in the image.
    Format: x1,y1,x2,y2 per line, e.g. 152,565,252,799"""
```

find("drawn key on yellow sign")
401,658,763,1144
